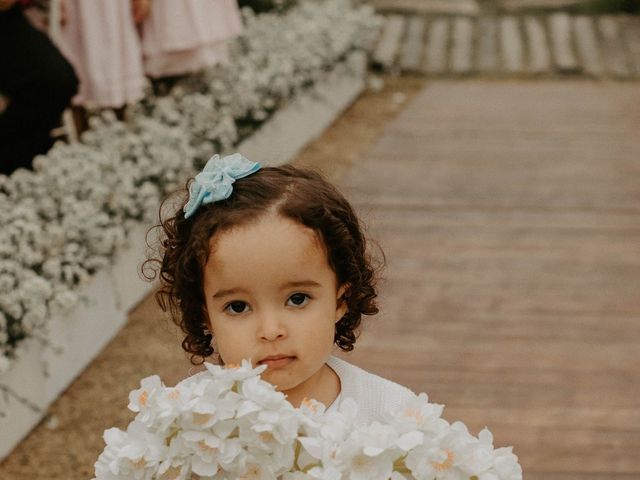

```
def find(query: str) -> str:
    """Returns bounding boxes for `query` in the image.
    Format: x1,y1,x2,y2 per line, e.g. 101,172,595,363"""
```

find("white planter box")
110,222,156,312
0,242,153,460
42,270,123,403
0,271,127,459
0,55,365,461
0,339,48,453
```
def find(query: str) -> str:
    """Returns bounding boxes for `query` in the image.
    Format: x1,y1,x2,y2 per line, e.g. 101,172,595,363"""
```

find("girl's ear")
335,283,349,322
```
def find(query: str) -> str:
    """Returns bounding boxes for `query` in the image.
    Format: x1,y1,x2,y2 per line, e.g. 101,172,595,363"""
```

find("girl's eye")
225,301,250,315
287,293,310,308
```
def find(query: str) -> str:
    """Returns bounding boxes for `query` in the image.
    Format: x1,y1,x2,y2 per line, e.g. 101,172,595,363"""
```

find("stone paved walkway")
372,12,640,78
335,80,640,479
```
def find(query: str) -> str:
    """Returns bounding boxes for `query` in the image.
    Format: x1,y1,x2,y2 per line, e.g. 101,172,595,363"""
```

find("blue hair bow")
183,153,261,219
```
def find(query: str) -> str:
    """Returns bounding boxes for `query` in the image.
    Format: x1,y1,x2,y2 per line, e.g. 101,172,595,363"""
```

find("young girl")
151,153,416,425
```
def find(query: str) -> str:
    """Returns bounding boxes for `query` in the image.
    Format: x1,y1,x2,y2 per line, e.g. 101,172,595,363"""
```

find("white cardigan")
325,356,416,425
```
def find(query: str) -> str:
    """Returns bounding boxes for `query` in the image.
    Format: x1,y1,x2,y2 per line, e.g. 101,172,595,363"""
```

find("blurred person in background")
54,0,149,134
140,0,243,94
0,0,78,176
55,0,243,132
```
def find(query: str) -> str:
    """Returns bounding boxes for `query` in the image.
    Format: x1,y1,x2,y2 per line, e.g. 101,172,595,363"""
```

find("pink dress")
56,0,146,108
141,0,243,78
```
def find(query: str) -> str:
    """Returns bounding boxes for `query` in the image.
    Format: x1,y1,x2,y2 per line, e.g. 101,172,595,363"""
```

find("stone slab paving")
373,11,640,79
372,14,406,69
599,16,632,78
621,16,640,76
400,15,426,71
574,16,604,76
451,17,474,74
336,80,640,479
423,18,449,74
366,0,593,14
500,0,590,10
524,15,552,73
364,0,480,15
477,16,499,71
500,16,525,72
549,13,580,72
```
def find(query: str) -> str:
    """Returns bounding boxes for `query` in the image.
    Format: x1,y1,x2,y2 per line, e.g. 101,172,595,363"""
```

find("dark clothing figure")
0,5,78,175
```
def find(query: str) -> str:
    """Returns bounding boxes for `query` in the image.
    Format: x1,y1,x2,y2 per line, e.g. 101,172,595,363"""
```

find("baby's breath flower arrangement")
0,115,195,373
93,361,522,480
0,0,380,373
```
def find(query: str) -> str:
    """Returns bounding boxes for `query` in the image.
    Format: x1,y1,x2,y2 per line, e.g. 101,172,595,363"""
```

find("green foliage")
237,0,298,14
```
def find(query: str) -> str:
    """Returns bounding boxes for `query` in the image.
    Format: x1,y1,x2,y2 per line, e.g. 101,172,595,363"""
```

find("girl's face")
203,211,347,408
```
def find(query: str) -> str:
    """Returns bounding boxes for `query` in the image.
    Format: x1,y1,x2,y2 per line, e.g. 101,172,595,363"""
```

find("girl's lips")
259,356,295,369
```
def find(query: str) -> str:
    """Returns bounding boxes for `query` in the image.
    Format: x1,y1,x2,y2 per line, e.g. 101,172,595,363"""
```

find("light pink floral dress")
56,0,146,108
141,0,243,78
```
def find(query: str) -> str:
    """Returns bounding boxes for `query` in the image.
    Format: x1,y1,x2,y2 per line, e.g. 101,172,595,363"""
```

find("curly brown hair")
144,164,383,365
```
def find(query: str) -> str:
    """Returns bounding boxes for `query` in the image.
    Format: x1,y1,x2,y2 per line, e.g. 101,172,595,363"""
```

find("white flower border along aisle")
0,0,380,460
93,361,522,480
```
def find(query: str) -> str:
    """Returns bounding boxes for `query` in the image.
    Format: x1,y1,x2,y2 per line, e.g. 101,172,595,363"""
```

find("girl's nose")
257,311,287,342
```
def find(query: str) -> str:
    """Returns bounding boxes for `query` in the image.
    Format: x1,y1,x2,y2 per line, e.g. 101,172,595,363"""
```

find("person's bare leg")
71,105,88,135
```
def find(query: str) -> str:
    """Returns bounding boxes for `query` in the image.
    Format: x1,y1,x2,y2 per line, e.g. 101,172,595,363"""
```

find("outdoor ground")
1,76,639,479
0,76,425,479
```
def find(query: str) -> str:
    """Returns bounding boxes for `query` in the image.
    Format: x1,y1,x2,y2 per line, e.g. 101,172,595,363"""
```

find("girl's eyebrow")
212,288,249,299
212,281,321,299
280,280,322,290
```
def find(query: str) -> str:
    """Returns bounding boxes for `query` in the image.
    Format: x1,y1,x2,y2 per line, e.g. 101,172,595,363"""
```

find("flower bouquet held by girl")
93,154,522,480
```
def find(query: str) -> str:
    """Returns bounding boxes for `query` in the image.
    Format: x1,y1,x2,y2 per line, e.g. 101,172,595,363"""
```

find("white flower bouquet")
94,361,522,480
